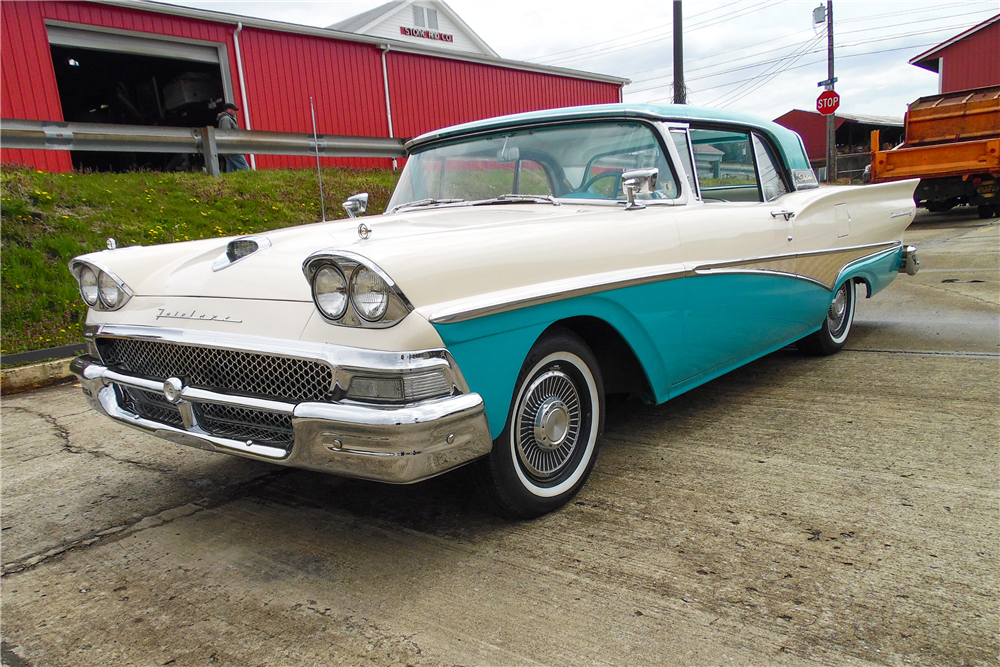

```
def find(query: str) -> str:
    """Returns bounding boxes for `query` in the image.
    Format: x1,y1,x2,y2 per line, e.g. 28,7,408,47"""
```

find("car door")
670,127,810,389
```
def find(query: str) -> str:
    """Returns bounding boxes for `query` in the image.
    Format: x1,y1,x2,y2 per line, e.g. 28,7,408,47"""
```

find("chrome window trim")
393,117,687,212
428,242,901,324
85,324,471,397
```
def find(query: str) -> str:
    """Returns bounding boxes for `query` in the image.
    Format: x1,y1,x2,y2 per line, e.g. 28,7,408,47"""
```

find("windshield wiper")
388,198,464,214
472,194,561,206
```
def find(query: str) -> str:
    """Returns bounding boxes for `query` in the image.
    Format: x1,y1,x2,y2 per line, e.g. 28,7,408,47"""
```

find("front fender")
433,287,678,440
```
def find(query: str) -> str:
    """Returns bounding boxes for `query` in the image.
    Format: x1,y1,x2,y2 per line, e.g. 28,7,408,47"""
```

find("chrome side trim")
429,262,691,324
428,242,901,324
696,242,900,291
86,324,471,396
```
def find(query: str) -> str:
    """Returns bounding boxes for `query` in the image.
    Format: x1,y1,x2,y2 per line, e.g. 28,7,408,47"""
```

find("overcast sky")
157,0,998,121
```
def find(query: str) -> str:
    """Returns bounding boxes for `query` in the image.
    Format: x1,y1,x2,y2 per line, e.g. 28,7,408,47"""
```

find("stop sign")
817,90,840,115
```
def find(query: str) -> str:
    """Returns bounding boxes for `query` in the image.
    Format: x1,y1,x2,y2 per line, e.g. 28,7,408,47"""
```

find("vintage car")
69,104,920,518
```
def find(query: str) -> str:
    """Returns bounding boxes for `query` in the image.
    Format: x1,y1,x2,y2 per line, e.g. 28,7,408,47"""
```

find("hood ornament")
358,223,371,240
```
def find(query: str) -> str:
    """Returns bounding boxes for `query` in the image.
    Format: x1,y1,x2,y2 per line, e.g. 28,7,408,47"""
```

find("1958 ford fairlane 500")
70,104,920,518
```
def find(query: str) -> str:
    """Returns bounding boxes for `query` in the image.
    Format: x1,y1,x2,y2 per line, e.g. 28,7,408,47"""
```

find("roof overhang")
910,14,1000,71
87,0,629,86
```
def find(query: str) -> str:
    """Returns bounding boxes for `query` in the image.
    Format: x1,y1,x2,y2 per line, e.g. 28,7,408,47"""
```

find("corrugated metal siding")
239,28,390,169
0,2,72,171
940,21,1000,93
387,52,621,138
2,1,622,173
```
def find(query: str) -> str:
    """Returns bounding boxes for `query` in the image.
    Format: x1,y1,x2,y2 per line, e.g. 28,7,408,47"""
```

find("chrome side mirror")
622,168,658,210
342,192,369,218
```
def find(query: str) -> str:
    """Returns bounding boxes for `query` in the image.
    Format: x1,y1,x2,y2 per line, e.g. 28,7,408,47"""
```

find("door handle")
770,210,795,221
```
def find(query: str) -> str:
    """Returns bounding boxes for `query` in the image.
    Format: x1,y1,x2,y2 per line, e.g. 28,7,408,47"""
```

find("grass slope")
0,166,399,356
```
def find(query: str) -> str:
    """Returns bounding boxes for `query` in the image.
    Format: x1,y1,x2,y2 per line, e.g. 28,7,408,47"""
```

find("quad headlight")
69,260,133,311
303,251,412,328
351,266,390,322
312,265,349,320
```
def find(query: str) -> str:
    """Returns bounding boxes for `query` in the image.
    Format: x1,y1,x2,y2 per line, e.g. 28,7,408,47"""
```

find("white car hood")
79,204,659,307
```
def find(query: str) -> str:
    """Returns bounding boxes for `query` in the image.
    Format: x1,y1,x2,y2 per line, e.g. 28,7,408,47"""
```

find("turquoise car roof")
406,103,812,170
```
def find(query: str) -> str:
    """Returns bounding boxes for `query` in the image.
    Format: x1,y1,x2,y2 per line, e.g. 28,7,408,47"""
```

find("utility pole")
825,0,836,182
673,1,686,104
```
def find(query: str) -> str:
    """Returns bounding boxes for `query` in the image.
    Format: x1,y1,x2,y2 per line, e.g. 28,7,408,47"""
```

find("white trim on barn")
328,0,499,58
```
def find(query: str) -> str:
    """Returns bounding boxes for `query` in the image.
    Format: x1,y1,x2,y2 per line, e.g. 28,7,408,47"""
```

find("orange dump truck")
870,85,1000,218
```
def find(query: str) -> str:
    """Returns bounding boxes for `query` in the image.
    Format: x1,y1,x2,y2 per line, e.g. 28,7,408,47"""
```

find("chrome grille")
118,386,184,429
98,337,334,403
196,403,294,447
114,385,294,449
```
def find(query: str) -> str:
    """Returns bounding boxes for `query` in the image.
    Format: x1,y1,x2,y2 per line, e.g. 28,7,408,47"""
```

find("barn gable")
328,1,498,58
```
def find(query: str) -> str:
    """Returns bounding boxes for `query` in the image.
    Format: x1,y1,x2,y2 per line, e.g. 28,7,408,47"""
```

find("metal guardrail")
0,119,407,176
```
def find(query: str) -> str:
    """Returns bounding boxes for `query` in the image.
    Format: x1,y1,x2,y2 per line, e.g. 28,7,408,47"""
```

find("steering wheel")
577,171,622,198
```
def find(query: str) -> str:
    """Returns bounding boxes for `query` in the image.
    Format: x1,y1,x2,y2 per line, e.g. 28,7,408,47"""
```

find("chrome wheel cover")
827,282,850,337
515,369,582,479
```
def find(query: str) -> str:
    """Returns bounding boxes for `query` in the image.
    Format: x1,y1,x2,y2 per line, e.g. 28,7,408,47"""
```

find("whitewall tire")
473,330,604,519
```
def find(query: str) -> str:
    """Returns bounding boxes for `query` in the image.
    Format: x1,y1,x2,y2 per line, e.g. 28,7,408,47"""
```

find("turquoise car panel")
838,245,902,297
436,249,901,441
672,273,829,383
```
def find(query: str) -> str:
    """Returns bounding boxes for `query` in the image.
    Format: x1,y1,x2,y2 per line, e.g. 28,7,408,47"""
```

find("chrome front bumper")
71,331,493,484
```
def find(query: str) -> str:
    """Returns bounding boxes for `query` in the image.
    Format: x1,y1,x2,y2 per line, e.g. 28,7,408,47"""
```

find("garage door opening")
47,25,230,172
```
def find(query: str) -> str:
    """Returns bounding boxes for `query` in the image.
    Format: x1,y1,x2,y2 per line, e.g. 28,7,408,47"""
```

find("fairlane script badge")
155,308,243,324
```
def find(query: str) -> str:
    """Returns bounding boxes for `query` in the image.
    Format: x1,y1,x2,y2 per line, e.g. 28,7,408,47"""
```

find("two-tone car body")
70,103,920,517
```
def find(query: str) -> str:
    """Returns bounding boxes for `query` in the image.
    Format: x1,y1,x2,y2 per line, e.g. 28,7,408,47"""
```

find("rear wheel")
472,331,604,519
798,279,857,356
978,204,997,219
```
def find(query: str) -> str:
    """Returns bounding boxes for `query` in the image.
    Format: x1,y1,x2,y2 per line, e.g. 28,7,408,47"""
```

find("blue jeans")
223,154,249,172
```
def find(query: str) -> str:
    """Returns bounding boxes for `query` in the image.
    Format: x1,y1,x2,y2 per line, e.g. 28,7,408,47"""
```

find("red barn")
910,14,1000,94
0,0,626,172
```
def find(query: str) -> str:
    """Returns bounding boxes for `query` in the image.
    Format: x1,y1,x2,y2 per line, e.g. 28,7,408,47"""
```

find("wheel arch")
542,316,654,402
434,294,671,440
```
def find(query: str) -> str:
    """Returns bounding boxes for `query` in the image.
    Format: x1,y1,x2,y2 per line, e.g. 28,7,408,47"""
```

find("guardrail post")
200,126,221,177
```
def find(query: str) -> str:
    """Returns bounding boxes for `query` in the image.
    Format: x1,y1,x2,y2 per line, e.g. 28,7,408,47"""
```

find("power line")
626,7,995,88
625,18,994,97
537,0,784,65
640,40,942,103
530,0,745,64
709,33,825,107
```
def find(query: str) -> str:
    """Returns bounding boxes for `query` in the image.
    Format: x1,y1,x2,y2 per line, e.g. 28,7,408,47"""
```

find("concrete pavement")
2,209,997,666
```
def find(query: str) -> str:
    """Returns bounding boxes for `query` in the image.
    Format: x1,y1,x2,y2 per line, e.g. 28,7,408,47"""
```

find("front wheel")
798,279,857,356
472,331,604,519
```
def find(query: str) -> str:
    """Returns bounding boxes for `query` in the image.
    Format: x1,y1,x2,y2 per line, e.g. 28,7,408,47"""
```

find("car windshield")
387,121,680,211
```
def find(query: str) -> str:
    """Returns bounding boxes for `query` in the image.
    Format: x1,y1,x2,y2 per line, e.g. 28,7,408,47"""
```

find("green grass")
0,165,400,356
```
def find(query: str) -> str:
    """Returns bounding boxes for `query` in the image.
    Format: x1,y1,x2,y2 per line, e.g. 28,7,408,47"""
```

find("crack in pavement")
844,348,1000,359
0,468,293,577
1,405,174,474
908,279,1000,308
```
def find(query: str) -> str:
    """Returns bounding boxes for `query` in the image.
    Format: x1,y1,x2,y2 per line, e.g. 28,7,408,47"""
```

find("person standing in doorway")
216,102,249,172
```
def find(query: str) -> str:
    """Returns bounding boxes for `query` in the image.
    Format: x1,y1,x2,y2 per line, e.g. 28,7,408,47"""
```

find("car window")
668,129,698,198
689,128,760,202
426,158,554,200
389,122,680,209
751,133,789,202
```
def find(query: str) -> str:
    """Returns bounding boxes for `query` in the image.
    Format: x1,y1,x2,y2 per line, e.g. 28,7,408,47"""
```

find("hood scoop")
212,236,271,272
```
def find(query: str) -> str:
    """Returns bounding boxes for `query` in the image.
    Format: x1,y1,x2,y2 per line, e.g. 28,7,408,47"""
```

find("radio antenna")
310,96,327,221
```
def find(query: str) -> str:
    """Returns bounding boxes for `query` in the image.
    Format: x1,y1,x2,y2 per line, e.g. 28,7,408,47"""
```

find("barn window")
412,6,438,29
